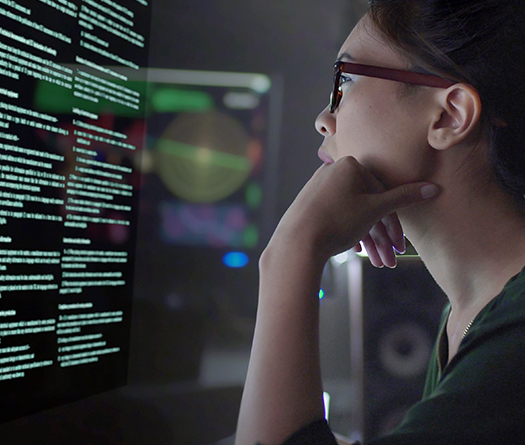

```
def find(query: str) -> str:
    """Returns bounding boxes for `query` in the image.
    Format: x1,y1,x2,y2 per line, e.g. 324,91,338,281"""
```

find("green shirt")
284,267,525,445
371,266,525,444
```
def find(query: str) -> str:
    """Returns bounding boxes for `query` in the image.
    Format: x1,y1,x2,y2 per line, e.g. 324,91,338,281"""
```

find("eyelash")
341,74,354,85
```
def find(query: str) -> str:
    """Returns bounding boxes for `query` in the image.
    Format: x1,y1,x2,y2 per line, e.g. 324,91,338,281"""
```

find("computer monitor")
0,0,151,422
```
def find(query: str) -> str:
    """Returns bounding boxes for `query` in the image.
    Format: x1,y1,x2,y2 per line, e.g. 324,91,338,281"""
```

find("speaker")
361,258,446,440
319,254,446,441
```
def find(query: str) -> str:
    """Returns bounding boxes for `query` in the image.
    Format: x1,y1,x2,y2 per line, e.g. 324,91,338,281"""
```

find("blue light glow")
223,252,249,268
319,289,325,300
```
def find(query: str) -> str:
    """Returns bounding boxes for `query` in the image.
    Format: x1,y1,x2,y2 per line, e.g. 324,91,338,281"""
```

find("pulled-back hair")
368,0,525,200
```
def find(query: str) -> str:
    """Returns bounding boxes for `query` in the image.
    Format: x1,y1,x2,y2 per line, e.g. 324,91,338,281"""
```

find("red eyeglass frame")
330,61,457,113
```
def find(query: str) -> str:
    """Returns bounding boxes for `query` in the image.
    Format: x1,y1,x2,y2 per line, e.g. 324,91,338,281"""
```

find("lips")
317,148,334,164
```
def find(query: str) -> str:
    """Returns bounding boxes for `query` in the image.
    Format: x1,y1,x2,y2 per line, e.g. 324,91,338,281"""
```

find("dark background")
135,0,362,341
149,0,360,214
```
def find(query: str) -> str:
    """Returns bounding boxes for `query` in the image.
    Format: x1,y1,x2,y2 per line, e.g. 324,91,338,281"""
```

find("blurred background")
0,0,447,443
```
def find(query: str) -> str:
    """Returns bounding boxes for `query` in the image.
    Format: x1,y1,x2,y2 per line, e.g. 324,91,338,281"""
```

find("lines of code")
0,0,150,422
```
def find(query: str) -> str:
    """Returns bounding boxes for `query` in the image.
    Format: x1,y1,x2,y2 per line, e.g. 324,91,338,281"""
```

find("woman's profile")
235,0,525,444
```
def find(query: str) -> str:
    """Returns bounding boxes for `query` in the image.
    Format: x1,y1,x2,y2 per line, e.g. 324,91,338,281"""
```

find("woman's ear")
427,84,482,150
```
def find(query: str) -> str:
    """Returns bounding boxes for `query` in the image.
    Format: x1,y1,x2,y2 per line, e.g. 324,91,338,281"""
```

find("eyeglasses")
330,61,457,113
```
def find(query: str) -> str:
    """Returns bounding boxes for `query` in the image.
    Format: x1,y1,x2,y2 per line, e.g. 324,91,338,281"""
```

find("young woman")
235,1,525,444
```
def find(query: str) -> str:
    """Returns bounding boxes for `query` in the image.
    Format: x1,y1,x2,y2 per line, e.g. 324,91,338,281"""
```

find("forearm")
235,240,328,445
234,159,438,444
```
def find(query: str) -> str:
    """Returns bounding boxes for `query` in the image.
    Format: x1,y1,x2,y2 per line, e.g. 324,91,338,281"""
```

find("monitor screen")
0,0,151,422
144,68,274,250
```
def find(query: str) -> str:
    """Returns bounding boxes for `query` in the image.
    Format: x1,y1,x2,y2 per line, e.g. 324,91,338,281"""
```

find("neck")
401,178,525,317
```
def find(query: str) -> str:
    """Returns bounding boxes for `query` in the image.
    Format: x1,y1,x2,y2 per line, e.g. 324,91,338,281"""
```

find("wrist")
259,239,328,297
262,233,328,271
266,216,335,262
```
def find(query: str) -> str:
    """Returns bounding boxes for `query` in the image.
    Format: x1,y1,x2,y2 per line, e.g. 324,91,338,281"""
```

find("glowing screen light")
155,110,253,203
323,391,331,421
319,289,325,300
332,251,350,264
223,252,249,268
152,88,214,113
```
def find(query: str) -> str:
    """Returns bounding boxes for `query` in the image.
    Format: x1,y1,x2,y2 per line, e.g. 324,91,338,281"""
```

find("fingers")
361,234,384,268
383,213,405,254
344,156,440,222
359,211,404,268
361,176,438,267
276,156,439,262
377,182,440,216
340,159,439,267
362,221,398,268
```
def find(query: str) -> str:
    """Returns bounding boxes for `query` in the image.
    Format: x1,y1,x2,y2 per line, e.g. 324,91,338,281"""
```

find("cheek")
369,136,436,188
342,103,434,187
337,98,400,159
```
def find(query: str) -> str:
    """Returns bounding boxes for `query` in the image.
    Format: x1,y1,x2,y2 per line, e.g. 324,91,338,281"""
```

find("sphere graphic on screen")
156,110,253,203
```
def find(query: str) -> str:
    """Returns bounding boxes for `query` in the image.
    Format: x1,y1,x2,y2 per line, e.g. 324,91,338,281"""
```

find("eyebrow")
336,52,355,62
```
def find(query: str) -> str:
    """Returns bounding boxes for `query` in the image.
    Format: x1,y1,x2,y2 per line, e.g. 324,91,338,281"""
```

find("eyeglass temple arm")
338,62,456,89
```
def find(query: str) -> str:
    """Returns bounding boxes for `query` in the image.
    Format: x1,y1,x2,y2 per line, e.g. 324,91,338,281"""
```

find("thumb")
375,182,440,214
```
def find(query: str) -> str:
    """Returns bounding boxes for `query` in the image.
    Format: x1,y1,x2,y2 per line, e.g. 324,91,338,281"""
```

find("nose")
315,106,336,137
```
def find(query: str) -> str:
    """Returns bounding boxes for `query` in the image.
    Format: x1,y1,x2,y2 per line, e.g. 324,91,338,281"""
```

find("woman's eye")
341,74,354,85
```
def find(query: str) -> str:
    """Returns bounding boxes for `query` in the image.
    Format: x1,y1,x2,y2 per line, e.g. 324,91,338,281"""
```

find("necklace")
462,319,474,338
437,313,475,378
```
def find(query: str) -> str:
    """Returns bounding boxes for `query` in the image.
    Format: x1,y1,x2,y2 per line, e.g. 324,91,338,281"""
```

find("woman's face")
315,15,438,188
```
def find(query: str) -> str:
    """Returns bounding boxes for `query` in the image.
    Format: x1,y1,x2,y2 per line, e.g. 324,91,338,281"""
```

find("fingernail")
420,184,439,199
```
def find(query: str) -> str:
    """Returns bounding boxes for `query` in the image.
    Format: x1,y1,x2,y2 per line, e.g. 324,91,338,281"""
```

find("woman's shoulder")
451,266,525,368
468,265,525,335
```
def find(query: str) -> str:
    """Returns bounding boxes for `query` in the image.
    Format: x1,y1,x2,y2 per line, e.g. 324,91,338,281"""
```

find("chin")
375,168,425,190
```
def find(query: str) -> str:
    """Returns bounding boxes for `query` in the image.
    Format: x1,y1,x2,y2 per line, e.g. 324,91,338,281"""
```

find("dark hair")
368,0,525,201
